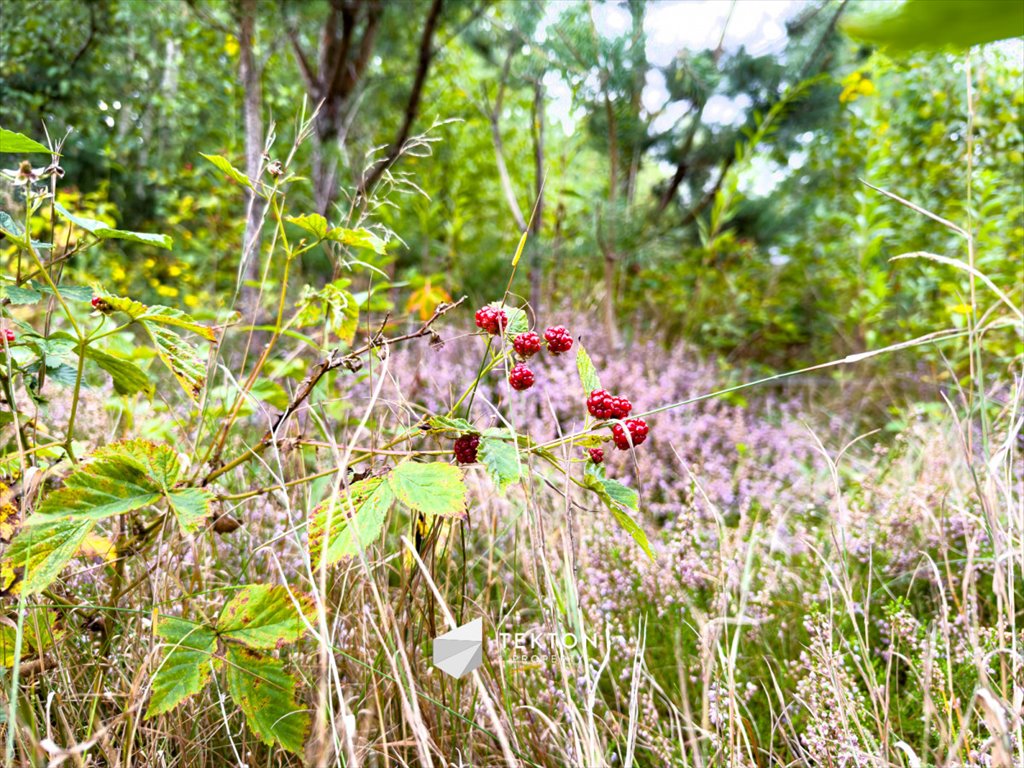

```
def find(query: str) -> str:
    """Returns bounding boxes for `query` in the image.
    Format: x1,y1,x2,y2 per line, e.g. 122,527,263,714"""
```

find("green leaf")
103,297,216,340
53,202,172,250
478,435,522,492
602,479,639,511
576,343,601,398
3,518,96,594
199,153,255,191
165,487,214,534
44,363,78,387
29,440,211,534
0,608,62,666
104,297,215,401
0,211,24,239
224,645,310,754
146,617,219,717
607,504,654,561
583,475,653,560
31,448,162,523
2,281,90,305
388,462,467,519
294,280,360,345
307,479,391,569
84,347,155,397
842,0,1024,52
286,213,328,240
308,477,395,567
325,226,386,254
217,585,313,650
426,416,476,434
0,128,51,154
0,284,42,305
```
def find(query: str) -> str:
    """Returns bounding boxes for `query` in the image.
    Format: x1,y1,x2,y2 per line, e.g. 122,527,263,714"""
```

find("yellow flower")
168,265,183,277
156,284,179,298
839,71,875,104
184,294,200,308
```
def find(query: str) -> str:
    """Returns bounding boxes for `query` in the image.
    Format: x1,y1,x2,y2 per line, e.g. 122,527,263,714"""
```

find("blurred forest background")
3,0,1020,376
1,2,1023,766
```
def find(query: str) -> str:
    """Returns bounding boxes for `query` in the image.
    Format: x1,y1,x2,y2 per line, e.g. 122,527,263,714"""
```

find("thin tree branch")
359,0,444,194
486,47,528,231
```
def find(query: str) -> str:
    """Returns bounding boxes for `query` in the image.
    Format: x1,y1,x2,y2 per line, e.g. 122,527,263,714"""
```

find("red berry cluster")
473,305,577,394
586,389,632,420
2,329,14,343
512,331,541,357
585,388,650,453
508,362,535,391
474,306,507,335
453,434,480,464
544,326,573,355
611,418,649,450
588,448,604,464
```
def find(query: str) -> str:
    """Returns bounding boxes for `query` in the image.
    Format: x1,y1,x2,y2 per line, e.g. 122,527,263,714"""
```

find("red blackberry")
508,362,535,391
543,326,573,355
611,418,649,450
588,448,604,464
474,306,508,335
91,296,102,308
587,389,632,420
610,396,632,419
512,331,542,358
2,329,14,343
454,434,480,464
587,389,615,419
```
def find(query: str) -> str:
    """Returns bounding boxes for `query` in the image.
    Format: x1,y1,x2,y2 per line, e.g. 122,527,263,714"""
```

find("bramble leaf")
308,477,394,567
103,296,215,401
478,435,522,492
576,343,601,399
53,202,172,250
426,415,476,434
602,479,639,511
286,213,328,240
3,518,96,594
294,280,359,345
24,440,211,534
388,462,467,519
199,153,255,191
217,585,313,650
0,128,51,153
146,617,219,717
583,475,653,560
325,226,386,254
85,346,155,397
224,645,310,754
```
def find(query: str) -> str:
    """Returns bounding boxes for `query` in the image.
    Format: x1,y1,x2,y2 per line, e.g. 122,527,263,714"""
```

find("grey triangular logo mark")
432,618,483,679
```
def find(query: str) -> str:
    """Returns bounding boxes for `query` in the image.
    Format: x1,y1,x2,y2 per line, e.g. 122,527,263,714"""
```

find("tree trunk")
238,0,264,323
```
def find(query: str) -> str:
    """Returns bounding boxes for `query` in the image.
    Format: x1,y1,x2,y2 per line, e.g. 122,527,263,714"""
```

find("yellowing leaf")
146,616,220,718
388,462,467,519
225,645,310,754
405,280,452,321
217,585,313,650
78,533,117,564
308,477,395,567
